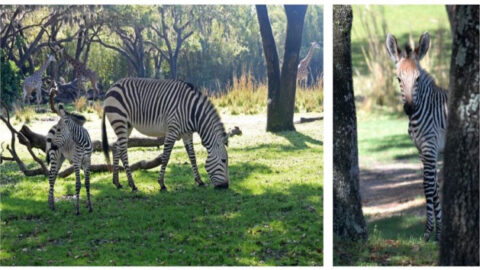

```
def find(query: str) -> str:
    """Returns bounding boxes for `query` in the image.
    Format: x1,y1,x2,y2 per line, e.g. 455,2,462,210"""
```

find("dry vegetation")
211,73,323,115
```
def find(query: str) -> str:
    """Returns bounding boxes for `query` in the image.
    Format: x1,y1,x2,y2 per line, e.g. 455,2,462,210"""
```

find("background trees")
0,5,323,107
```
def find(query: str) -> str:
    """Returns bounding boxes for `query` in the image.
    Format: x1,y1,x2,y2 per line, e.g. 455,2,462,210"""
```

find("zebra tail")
102,111,112,171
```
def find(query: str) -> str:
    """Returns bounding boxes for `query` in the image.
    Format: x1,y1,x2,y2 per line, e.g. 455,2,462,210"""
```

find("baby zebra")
46,104,93,215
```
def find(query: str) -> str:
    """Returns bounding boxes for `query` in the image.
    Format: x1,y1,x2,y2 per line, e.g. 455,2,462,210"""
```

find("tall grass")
74,96,88,112
353,6,450,113
211,73,323,115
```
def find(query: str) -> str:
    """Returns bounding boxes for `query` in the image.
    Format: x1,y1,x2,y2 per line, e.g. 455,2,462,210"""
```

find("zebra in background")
386,32,448,242
102,78,229,192
46,103,93,215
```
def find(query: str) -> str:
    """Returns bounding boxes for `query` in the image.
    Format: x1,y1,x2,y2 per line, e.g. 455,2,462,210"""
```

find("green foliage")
0,110,322,266
1,55,22,108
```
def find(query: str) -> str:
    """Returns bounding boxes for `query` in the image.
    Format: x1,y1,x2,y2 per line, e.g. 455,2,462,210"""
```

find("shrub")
1,53,22,109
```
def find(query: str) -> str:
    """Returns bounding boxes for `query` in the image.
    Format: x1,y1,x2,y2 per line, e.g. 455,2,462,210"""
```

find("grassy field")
351,5,450,74
0,99,323,265
356,110,417,167
351,5,451,112
334,112,438,266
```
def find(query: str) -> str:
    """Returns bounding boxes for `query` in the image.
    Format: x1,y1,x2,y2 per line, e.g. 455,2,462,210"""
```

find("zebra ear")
415,32,430,61
386,33,401,63
223,131,229,146
58,104,66,117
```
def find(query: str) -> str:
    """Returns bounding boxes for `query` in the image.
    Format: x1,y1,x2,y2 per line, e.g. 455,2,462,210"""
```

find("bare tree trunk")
333,5,367,241
256,5,282,132
256,5,307,132
440,5,479,266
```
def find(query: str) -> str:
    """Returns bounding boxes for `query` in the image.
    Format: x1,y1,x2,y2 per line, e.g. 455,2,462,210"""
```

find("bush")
1,54,22,109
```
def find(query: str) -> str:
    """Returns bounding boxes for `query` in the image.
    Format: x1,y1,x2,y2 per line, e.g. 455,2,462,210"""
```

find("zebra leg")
420,151,437,242
182,134,205,187
74,164,82,215
118,144,137,192
433,165,442,241
47,155,64,211
158,133,178,191
112,122,136,191
83,157,93,213
112,143,122,189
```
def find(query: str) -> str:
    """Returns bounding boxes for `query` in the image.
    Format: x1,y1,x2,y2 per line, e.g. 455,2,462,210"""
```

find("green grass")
0,110,322,266
357,111,418,166
351,5,450,74
334,215,438,266
333,111,439,266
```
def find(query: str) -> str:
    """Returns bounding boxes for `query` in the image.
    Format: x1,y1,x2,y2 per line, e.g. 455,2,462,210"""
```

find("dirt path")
359,161,427,221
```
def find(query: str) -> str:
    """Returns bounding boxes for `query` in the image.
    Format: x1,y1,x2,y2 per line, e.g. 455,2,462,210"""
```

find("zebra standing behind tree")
102,78,230,191
386,32,448,242
46,98,93,215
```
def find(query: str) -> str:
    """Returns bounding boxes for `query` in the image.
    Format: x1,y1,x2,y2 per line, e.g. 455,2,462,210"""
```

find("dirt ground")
360,161,429,221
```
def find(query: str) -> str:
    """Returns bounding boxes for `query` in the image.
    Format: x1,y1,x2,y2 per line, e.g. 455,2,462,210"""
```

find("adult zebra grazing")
386,32,448,242
102,78,229,191
46,104,93,215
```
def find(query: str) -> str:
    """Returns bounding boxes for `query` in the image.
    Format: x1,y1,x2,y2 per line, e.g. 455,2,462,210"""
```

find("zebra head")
386,32,430,115
205,130,230,189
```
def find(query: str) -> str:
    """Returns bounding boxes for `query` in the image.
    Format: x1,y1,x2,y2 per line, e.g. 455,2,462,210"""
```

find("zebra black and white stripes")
46,105,93,215
102,78,229,191
387,32,448,242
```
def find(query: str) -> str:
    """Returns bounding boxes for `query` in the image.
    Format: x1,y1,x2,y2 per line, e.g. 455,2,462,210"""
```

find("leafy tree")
0,52,22,108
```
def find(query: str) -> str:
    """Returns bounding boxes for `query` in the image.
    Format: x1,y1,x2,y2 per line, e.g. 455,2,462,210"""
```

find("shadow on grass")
0,165,322,266
241,131,323,153
361,134,418,161
334,214,438,266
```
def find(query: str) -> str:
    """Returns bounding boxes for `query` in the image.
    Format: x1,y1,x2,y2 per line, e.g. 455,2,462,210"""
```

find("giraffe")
297,41,320,88
61,49,100,99
22,54,56,109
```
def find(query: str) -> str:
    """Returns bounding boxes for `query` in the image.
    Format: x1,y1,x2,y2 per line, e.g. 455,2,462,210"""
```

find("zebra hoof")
131,187,138,192
160,186,167,192
198,182,206,187
76,211,80,216
116,184,123,189
88,207,93,213
423,232,431,242
214,183,229,189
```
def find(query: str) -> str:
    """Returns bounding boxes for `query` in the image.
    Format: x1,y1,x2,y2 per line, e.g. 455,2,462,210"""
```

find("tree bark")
440,5,479,266
256,5,307,132
333,5,367,241
256,5,282,132
277,5,307,131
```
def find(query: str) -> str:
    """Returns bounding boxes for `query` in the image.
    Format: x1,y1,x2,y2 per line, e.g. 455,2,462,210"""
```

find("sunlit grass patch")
0,112,322,266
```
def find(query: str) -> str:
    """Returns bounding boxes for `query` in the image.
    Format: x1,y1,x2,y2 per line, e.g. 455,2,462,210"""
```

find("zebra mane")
58,104,86,126
403,43,413,58
193,88,228,146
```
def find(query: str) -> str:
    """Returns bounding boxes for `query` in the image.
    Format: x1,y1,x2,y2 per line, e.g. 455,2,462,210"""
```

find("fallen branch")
18,125,166,153
295,116,323,124
0,101,49,176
